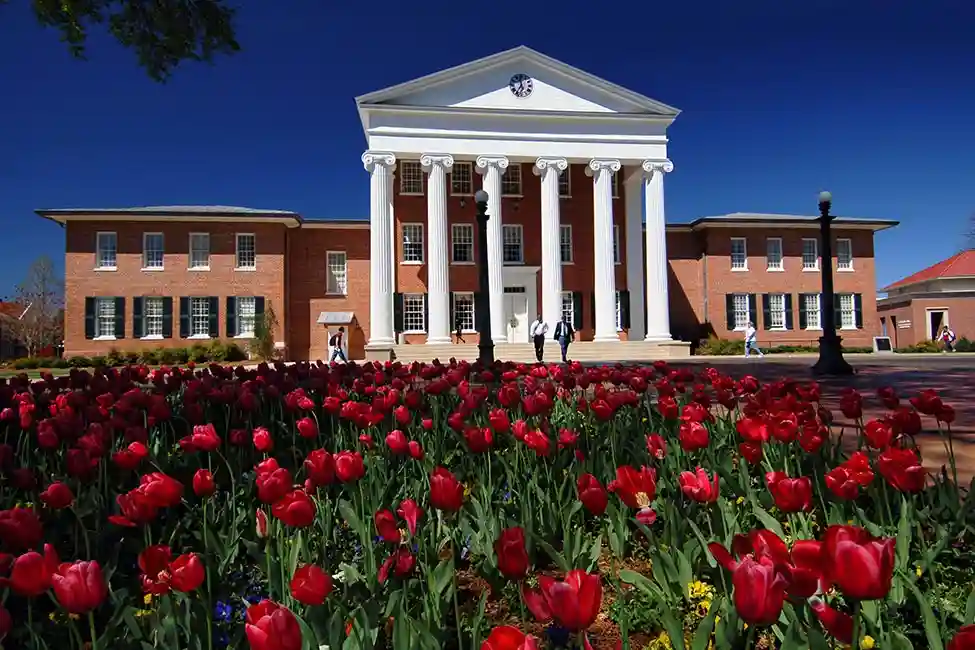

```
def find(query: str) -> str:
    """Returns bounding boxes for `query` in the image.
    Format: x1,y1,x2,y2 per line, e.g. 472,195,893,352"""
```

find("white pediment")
356,47,679,117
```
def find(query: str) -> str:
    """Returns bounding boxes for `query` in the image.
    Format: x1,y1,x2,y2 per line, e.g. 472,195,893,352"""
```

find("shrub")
955,336,973,352
69,355,92,368
696,336,744,356
898,340,942,353
139,348,159,365
252,300,280,361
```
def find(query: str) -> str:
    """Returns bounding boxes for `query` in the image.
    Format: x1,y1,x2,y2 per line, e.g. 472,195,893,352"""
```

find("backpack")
329,333,339,347
949,329,956,342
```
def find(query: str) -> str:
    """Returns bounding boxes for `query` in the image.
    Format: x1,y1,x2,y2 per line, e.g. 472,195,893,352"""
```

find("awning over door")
316,312,354,325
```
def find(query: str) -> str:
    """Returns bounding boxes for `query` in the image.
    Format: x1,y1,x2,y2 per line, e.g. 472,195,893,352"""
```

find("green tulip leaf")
691,596,721,650
901,570,945,650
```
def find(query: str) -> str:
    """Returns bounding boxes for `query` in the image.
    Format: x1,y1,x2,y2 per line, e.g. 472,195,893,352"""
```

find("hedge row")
695,337,874,356
7,340,249,370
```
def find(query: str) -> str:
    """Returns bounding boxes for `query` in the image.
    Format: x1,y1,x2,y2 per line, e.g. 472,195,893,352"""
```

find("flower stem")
88,611,99,650
851,600,861,650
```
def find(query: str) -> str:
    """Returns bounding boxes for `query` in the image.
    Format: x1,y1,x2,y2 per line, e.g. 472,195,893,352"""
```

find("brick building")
39,47,896,361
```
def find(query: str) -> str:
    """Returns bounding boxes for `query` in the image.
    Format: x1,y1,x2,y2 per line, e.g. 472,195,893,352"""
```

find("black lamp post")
473,189,495,365
812,191,854,376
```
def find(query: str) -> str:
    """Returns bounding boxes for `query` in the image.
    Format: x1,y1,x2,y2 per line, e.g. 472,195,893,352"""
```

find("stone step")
389,340,690,364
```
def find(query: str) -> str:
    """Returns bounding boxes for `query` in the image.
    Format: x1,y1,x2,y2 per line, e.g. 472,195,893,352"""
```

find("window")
558,166,571,197
452,292,475,332
613,225,621,264
96,297,116,338
615,291,623,331
802,238,819,270
143,297,163,338
189,233,210,270
402,224,424,263
502,225,523,264
96,232,117,269
400,161,423,194
732,293,749,330
501,163,522,195
403,294,426,332
143,233,164,269
560,225,573,263
326,251,347,295
731,238,747,270
768,293,786,329
837,238,853,270
452,224,474,263
839,293,856,329
236,233,256,270
190,297,210,338
236,297,256,337
561,292,576,328
451,162,473,195
803,293,822,329
766,238,783,271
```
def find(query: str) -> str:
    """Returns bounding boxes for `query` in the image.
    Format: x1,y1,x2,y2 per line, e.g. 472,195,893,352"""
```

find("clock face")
509,73,533,99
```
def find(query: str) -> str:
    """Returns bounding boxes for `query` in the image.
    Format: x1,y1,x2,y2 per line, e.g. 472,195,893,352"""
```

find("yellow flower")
463,483,472,499
144,593,154,606
862,636,876,649
134,609,154,619
698,599,712,616
915,564,923,577
735,496,745,505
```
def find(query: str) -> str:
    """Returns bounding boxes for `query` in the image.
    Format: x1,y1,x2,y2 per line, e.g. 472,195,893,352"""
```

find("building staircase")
387,340,690,364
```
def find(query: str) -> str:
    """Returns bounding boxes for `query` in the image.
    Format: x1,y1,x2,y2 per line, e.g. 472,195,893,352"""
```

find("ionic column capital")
362,151,396,172
534,157,568,176
475,155,509,174
420,154,454,172
586,158,621,177
641,159,674,177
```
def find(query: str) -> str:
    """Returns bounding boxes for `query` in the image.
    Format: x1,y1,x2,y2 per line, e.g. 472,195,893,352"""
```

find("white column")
588,159,621,342
420,154,453,344
475,156,509,342
363,151,397,346
643,159,674,341
535,157,568,330
624,172,646,340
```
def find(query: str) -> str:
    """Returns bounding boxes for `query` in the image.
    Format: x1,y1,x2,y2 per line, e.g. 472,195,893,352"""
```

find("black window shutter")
572,291,583,330
590,292,596,329
114,297,126,339
854,293,864,329
208,297,219,337
226,297,238,338
619,290,631,329
833,294,842,330
393,293,404,333
784,294,794,330
254,296,266,319
725,294,735,330
761,294,771,331
472,293,482,330
133,297,144,339
423,294,429,331
798,294,808,330
449,293,456,328
84,297,96,340
748,294,758,327
179,297,190,338
162,297,174,339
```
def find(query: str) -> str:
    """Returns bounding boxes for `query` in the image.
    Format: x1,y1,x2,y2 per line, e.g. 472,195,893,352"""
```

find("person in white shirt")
744,321,764,358
529,314,549,362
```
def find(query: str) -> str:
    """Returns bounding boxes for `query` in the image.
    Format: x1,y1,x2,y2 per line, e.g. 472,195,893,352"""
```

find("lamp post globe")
818,190,832,206
474,189,489,205
811,190,854,376
473,189,494,365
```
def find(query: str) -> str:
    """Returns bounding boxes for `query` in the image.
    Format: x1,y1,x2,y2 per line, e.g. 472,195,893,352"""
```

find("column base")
644,333,672,343
593,334,621,343
363,342,395,362
426,336,452,345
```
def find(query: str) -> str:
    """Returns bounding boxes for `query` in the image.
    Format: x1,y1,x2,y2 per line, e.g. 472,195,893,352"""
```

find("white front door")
504,292,529,343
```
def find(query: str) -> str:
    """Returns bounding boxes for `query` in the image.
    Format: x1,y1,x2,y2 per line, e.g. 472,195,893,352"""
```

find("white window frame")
189,233,210,270
96,232,117,270
451,292,476,333
402,223,424,264
837,238,854,271
141,232,164,270
802,238,819,271
768,293,787,330
613,225,621,265
400,161,423,195
839,293,856,330
501,163,522,196
142,297,164,340
326,251,348,295
560,292,576,329
189,297,210,339
450,162,473,196
558,166,571,197
236,296,257,338
732,293,750,331
804,293,822,330
402,294,426,333
560,225,573,264
766,237,783,271
502,224,524,264
731,238,747,271
451,224,475,264
235,233,256,271
95,297,117,340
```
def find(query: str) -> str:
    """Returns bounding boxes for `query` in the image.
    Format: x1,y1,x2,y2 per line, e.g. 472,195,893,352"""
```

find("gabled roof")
883,249,975,291
355,46,681,117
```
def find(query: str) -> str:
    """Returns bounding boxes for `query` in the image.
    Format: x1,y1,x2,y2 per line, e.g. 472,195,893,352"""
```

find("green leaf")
807,624,831,650
752,503,785,538
618,569,664,599
890,630,915,650
902,570,945,650
534,537,569,573
965,585,975,625
779,619,802,650
896,496,913,570
660,607,686,650
430,558,454,598
686,518,717,568
587,534,603,572
691,596,720,650
338,500,363,537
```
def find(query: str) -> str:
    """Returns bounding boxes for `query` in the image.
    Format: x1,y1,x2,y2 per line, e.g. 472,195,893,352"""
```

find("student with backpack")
940,325,956,352
329,327,348,363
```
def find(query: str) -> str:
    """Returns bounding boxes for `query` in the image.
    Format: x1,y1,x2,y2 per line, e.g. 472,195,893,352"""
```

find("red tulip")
0,544,58,596
708,530,823,600
522,570,602,631
256,509,269,538
577,474,608,516
494,527,530,580
429,467,464,512
385,429,409,455
139,544,173,594
0,506,43,552
825,452,874,501
290,564,333,605
731,555,788,625
139,472,184,508
0,604,10,642
810,600,853,645
51,560,109,614
304,449,335,487
193,469,216,498
256,461,292,504
679,467,719,503
109,488,160,527
488,408,510,434
408,440,424,460
40,482,75,509
678,421,709,452
765,472,812,512
608,466,657,513
482,626,539,650
948,625,975,650
863,419,894,449
739,442,764,465
179,423,222,452
821,525,894,600
335,451,365,483
112,441,149,470
374,510,401,543
378,547,416,584
645,434,667,460
396,499,423,536
877,447,926,492
272,490,317,527
169,553,205,593
245,600,303,650
296,417,318,439
464,426,494,453
253,427,274,452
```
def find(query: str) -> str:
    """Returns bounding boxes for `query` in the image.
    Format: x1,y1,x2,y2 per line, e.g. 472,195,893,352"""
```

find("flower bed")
0,361,973,650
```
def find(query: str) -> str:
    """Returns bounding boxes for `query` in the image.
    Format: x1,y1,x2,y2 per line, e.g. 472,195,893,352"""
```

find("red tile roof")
0,302,26,319
883,249,975,291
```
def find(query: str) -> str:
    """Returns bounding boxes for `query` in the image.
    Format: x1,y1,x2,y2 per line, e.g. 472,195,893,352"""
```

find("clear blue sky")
1,0,972,296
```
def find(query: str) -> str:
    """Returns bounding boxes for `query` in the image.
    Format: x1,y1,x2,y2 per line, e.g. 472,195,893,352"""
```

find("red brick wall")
878,296,975,348
64,221,287,357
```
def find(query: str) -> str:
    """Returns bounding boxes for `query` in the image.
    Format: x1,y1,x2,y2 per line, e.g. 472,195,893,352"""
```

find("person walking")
553,315,575,363
329,327,348,363
940,325,956,352
529,314,549,363
455,314,466,344
744,321,764,358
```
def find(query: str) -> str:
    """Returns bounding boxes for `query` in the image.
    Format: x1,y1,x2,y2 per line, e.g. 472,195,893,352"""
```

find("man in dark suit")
553,315,575,363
